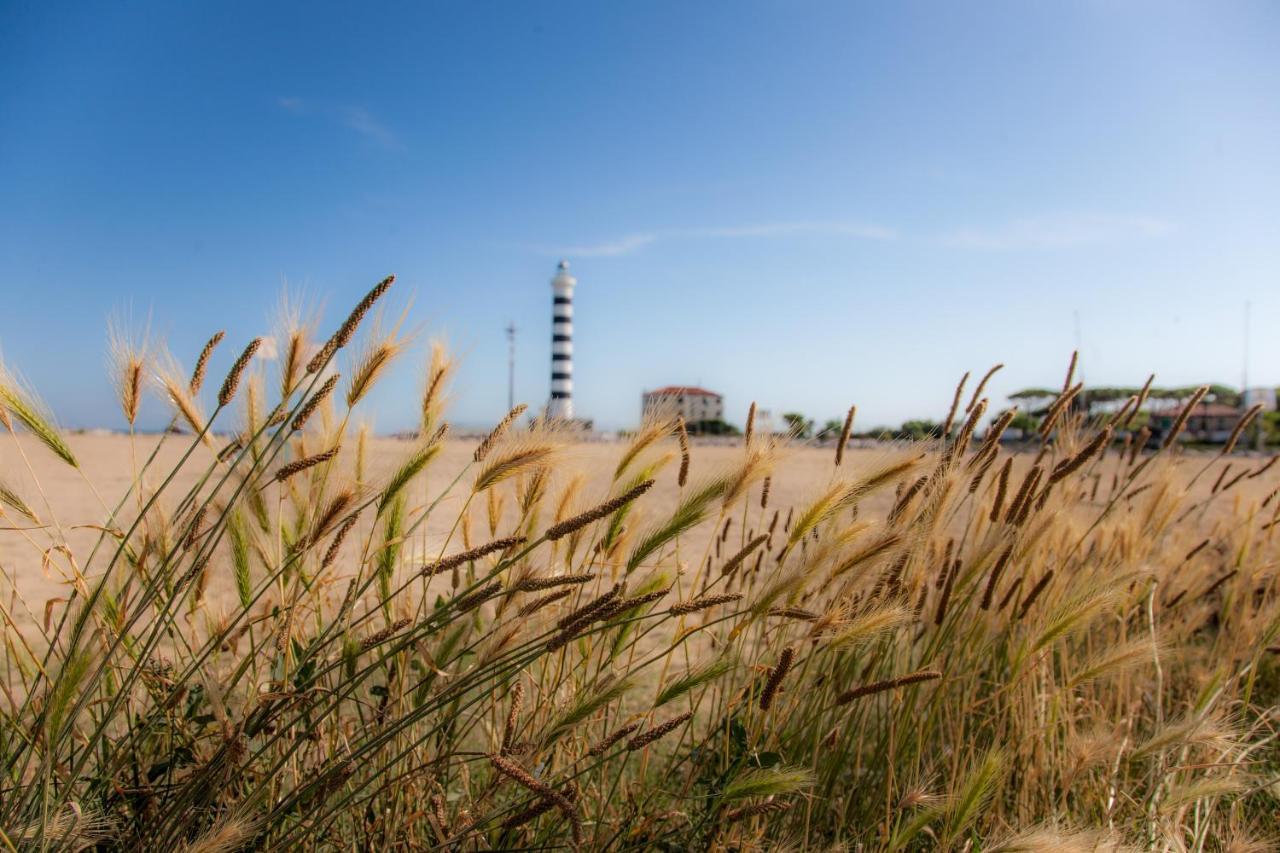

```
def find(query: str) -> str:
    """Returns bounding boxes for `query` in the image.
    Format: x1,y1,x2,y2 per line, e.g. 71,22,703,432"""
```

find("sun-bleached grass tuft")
108,317,149,427
0,359,79,466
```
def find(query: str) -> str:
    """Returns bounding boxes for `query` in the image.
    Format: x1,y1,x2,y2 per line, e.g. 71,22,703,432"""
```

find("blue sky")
2,1,1278,432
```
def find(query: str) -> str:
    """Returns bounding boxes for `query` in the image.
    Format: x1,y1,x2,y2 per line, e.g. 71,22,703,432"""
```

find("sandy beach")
2,431,1271,633
0,433,881,626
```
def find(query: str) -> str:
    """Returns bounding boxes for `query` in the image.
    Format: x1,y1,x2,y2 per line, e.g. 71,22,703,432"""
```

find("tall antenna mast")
1242,300,1250,393
506,321,517,411
1073,310,1084,388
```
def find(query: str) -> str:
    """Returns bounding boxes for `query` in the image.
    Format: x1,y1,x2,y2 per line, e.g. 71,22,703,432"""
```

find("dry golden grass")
2,283,1279,850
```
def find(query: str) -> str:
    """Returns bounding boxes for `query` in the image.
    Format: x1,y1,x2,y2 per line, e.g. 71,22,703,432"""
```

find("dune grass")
1,278,1278,851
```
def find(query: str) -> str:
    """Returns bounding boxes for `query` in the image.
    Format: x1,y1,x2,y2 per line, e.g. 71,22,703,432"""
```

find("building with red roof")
642,386,724,427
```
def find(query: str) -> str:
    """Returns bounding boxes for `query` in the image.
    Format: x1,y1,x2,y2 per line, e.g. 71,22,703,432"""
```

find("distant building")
1148,402,1242,444
1244,387,1277,411
642,386,724,427
755,408,775,437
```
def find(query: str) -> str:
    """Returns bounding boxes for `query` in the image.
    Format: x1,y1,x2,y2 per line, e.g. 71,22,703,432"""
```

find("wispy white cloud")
276,96,401,149
691,222,897,240
538,220,895,257
337,106,399,149
940,214,1174,250
256,336,279,361
554,233,659,257
539,214,1172,258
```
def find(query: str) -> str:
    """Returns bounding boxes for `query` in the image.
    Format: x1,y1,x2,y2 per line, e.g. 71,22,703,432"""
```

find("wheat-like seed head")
834,404,856,467
177,815,259,853
108,318,149,427
966,364,1004,414
187,330,226,396
675,415,691,487
835,669,941,705
272,291,318,400
345,309,413,407
474,403,528,463
474,436,559,493
942,371,970,438
759,645,795,710
218,337,262,407
627,710,694,751
0,359,81,466
614,410,676,482
153,349,211,445
292,373,340,432
306,275,395,373
986,826,1133,853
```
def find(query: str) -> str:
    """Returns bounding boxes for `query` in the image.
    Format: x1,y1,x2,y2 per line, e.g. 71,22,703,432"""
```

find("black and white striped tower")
548,259,577,420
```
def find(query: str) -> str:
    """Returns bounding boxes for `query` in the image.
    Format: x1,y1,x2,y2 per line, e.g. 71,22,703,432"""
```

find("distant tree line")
652,386,1279,446
784,385,1280,446
686,419,741,436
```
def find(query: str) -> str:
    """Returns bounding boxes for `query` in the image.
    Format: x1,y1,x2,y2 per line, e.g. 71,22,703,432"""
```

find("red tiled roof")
646,386,721,398
1153,402,1241,418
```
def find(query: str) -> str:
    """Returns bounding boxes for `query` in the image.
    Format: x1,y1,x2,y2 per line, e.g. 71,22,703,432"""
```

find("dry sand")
0,434,862,629
0,432,1273,631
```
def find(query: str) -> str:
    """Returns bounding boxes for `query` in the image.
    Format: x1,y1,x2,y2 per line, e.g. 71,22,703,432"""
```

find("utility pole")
506,321,517,411
1242,300,1250,393
1073,310,1084,388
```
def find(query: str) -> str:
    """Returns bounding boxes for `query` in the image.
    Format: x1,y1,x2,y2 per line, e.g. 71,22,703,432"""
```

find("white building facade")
642,386,725,425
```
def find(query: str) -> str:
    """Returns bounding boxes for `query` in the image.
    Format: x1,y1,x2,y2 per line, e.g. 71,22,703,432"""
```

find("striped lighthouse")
548,260,577,420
